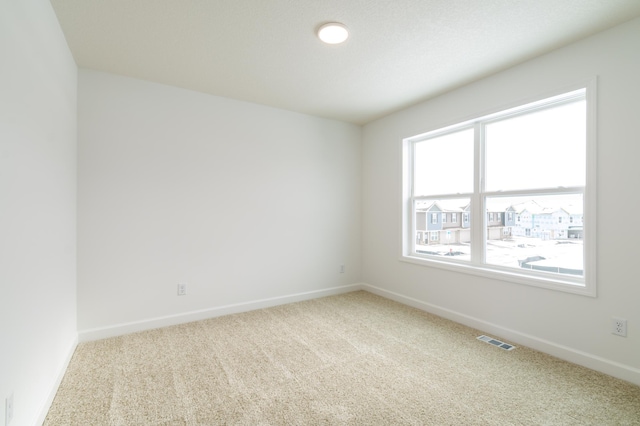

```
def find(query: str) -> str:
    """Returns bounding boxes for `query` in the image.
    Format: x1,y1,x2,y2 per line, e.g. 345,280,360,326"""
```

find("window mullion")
471,122,484,266
483,187,585,198
407,141,416,255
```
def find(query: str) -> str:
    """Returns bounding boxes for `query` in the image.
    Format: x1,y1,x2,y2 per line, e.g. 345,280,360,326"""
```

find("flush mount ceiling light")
317,22,349,44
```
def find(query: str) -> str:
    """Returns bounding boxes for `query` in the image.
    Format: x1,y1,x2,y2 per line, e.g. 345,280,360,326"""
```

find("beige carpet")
45,291,640,425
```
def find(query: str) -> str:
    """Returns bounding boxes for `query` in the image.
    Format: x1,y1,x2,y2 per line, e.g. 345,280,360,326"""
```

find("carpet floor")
45,291,640,425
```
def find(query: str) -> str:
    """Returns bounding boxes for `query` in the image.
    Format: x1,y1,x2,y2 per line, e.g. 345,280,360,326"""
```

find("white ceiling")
50,0,640,124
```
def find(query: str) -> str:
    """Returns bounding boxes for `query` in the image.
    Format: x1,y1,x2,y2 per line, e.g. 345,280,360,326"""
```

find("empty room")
2,0,640,425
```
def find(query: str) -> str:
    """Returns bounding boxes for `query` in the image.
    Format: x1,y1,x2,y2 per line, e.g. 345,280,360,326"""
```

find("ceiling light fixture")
317,23,349,44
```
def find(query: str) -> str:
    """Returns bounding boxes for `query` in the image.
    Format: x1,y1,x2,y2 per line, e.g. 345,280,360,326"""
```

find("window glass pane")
485,100,585,192
484,194,583,277
414,129,474,196
414,198,471,261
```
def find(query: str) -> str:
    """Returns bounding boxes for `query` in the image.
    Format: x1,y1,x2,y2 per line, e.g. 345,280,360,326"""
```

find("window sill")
399,254,595,297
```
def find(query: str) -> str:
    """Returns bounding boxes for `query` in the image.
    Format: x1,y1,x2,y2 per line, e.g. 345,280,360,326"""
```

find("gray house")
416,202,468,245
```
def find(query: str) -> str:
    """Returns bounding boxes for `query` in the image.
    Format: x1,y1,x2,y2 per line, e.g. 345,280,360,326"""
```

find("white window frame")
401,80,597,297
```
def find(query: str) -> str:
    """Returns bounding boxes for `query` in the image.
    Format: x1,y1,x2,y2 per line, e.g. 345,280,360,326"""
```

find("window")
442,214,447,223
402,83,596,296
431,213,438,224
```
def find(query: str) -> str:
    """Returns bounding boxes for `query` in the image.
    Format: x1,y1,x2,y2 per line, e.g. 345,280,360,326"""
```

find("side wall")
0,1,78,424
77,70,362,338
362,17,640,385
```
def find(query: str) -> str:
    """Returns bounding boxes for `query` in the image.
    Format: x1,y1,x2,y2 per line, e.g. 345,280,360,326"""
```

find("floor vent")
477,335,515,351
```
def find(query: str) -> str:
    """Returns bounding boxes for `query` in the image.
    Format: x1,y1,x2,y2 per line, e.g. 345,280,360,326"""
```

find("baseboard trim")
36,333,78,425
79,283,365,342
362,283,640,387
76,282,640,385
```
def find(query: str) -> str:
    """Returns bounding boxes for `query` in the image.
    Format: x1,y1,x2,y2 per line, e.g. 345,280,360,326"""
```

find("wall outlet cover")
612,317,627,337
5,393,14,425
177,283,187,296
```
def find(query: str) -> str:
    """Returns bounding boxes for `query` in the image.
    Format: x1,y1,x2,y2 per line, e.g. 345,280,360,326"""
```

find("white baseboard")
362,283,640,387
79,283,365,342
36,333,78,425
77,281,639,386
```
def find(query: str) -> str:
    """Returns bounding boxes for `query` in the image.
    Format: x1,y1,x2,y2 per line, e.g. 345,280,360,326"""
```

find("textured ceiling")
50,0,640,124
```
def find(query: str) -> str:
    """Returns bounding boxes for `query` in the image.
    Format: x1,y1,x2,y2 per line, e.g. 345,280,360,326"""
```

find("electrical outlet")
612,317,627,337
177,283,187,296
339,264,345,274
5,393,14,425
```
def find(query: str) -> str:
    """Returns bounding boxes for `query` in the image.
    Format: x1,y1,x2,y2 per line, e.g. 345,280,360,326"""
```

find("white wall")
0,1,78,425
77,70,362,337
362,17,640,385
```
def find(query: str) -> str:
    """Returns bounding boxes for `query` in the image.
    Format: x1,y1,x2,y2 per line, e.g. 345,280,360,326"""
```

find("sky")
413,96,586,198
